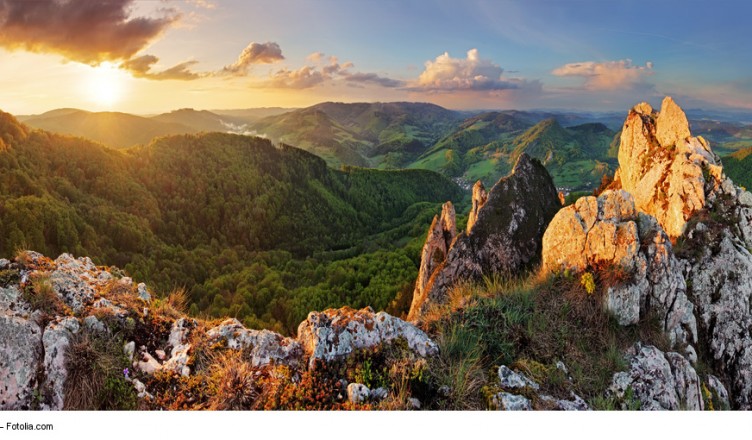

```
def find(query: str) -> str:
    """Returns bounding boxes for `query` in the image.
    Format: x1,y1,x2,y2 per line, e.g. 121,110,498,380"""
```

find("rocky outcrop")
608,344,703,410
682,224,752,408
542,190,697,348
409,154,560,319
466,180,487,234
207,318,303,368
409,202,456,321
298,306,438,368
616,96,722,240
612,97,752,408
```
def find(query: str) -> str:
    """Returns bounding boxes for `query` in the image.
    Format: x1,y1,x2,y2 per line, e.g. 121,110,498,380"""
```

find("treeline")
0,111,463,333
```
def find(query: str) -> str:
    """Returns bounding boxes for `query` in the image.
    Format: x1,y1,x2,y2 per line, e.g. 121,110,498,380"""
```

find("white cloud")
412,48,524,91
551,59,654,90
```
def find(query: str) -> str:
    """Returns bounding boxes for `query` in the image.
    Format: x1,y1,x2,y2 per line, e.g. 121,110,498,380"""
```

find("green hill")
410,116,616,190
251,102,461,168
19,109,200,148
0,110,462,333
150,108,249,133
723,146,752,189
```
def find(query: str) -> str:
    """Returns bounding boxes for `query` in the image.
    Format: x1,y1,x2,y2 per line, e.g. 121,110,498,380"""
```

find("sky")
0,0,750,114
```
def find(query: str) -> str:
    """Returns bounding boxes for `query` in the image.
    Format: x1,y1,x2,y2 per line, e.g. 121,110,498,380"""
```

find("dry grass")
63,331,136,410
22,272,66,315
155,287,189,319
207,350,258,410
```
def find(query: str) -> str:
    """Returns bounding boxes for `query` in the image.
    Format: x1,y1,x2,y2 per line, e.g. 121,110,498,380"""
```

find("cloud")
121,55,201,81
262,65,329,89
0,0,178,65
306,52,325,63
343,72,403,88
551,59,654,90
221,42,284,75
411,48,523,91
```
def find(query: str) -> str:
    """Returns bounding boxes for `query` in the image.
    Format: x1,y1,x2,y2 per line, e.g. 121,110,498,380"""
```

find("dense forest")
0,111,463,334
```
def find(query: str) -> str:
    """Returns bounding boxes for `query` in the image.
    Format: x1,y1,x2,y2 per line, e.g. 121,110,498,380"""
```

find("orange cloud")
221,42,285,76
552,59,654,90
121,55,201,81
0,0,178,65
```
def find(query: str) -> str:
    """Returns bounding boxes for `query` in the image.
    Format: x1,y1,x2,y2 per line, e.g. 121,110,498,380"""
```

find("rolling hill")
18,108,200,148
410,115,616,190
250,102,462,168
0,109,462,332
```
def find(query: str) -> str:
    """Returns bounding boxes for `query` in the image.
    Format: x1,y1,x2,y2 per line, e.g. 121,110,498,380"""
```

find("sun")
85,62,125,108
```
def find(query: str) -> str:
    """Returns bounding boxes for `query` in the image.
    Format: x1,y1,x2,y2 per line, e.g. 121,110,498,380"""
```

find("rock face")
542,190,697,347
409,202,456,321
616,97,721,240
608,344,703,410
682,225,752,408
42,317,80,410
611,97,752,408
298,307,438,368
0,287,42,410
409,154,560,319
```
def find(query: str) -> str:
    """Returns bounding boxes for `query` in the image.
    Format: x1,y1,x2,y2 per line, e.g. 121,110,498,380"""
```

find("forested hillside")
0,110,462,333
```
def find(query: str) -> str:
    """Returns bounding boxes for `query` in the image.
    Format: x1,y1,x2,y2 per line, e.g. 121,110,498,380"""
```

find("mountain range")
16,102,752,192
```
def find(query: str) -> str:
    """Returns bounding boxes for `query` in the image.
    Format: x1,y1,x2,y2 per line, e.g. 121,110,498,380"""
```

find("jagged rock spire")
467,180,488,234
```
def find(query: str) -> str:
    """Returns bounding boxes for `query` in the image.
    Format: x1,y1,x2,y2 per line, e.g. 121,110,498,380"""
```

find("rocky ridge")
540,96,752,409
0,253,436,410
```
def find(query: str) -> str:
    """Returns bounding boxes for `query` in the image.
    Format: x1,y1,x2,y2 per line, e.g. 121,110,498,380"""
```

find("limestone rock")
370,387,388,401
608,344,703,410
707,375,730,410
655,96,691,148
492,392,531,411
498,365,539,390
298,307,438,368
42,317,80,410
616,97,720,239
207,318,303,368
683,227,752,408
409,202,456,321
347,383,370,404
136,283,151,303
542,191,696,345
409,154,559,319
0,305,42,409
467,180,488,234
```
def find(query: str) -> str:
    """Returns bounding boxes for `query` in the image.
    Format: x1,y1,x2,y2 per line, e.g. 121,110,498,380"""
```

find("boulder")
608,344,703,410
492,392,531,411
347,383,370,404
409,154,560,319
207,318,303,368
297,307,438,368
